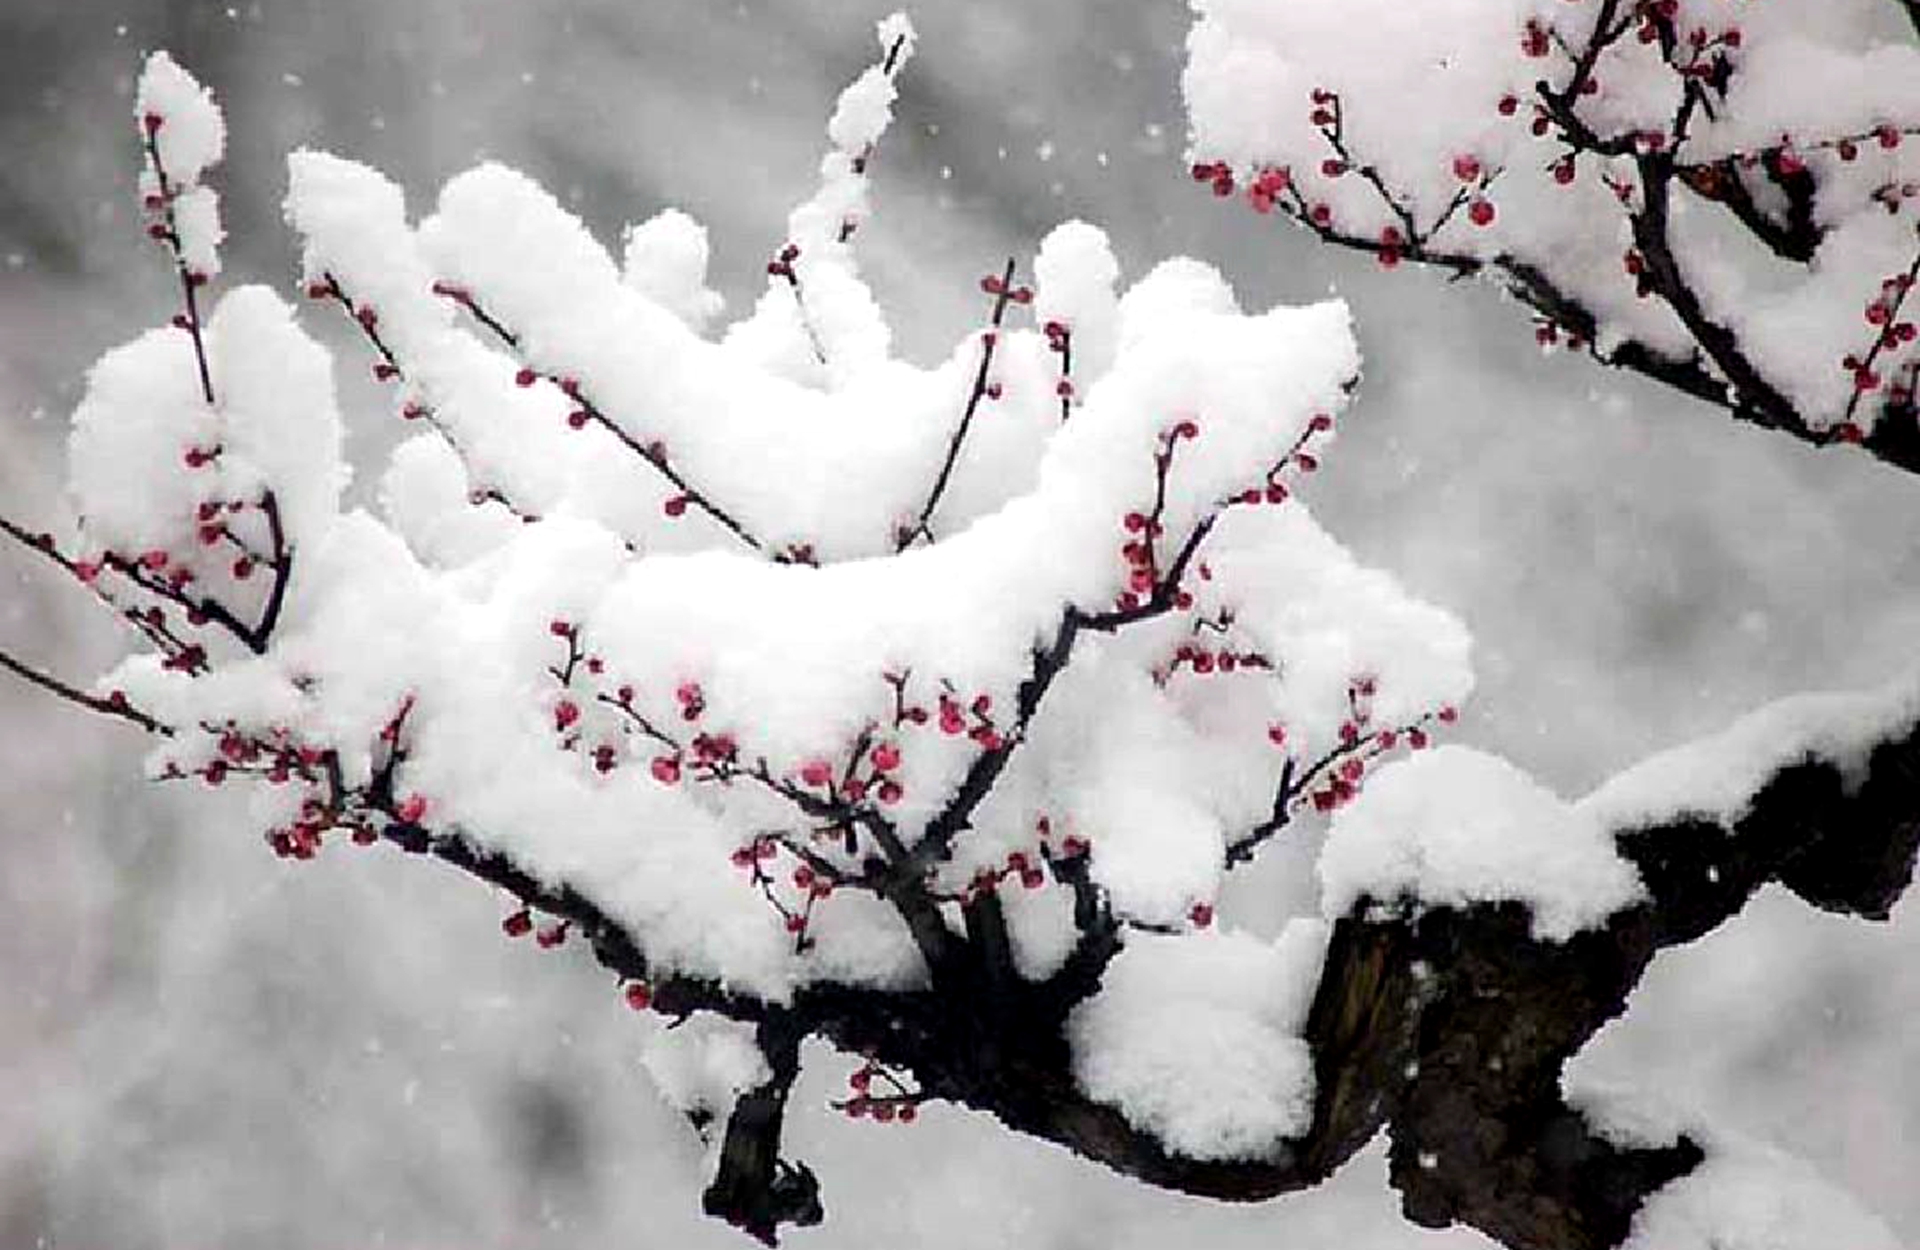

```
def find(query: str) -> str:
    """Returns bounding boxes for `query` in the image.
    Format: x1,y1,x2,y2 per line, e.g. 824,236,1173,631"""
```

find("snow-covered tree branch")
1184,0,1920,473
2,14,1917,1250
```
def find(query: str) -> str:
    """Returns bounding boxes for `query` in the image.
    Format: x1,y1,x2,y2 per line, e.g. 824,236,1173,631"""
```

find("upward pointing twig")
897,257,1020,551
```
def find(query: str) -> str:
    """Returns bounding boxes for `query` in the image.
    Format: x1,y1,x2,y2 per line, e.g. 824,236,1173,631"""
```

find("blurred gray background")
3,2,1916,1247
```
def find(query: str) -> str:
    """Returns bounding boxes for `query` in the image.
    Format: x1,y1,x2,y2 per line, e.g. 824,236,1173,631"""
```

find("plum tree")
3,10,1918,1250
1184,0,1920,473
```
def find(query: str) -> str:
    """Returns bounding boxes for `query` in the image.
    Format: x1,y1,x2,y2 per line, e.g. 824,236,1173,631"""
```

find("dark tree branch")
312,272,540,524
33,504,1913,1250
702,1017,823,1245
0,647,171,735
455,294,773,558
898,256,1021,550
1626,154,1812,436
1219,11,1920,478
1684,160,1822,263
140,127,215,406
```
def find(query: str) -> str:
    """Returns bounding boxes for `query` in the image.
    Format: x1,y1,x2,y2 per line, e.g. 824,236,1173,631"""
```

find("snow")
76,23,1514,1005
1033,220,1121,389
827,66,899,154
137,52,226,279
720,13,916,389
16,7,1920,1246
640,1014,772,1119
137,51,225,184
68,285,345,562
105,93,1421,999
1625,1135,1901,1250
1567,1080,1903,1249
1580,672,1920,831
1318,746,1643,941
170,185,223,278
1182,0,1920,439
1067,922,1327,1161
620,209,724,333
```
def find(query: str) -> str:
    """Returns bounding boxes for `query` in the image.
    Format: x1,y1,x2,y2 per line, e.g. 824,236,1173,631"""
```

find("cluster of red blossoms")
840,1061,921,1124
1844,270,1919,402
730,835,835,940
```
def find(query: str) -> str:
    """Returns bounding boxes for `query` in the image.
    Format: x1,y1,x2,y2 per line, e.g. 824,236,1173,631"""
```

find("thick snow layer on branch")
720,13,915,388
621,209,724,333
76,42,1494,1010
1624,1137,1901,1250
137,51,224,184
1319,746,1642,940
136,53,225,279
1569,1081,1903,1249
1034,220,1121,389
1579,671,1920,831
1068,922,1327,1161
1183,0,1920,438
828,66,899,154
641,1015,772,1120
286,150,599,526
1198,505,1474,756
88,252,1384,997
170,185,223,278
69,285,345,559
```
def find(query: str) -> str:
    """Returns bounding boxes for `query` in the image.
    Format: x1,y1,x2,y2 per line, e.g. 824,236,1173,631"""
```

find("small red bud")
503,909,533,937
624,982,653,1012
